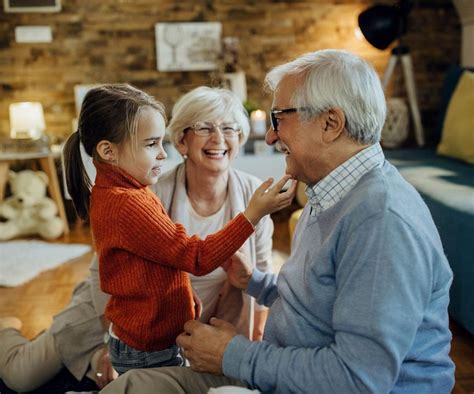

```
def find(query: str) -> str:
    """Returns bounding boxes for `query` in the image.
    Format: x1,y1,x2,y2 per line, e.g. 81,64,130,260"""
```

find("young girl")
62,84,295,374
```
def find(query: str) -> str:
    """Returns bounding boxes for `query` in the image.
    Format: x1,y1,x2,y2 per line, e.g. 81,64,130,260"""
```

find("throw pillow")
437,71,474,164
435,66,466,144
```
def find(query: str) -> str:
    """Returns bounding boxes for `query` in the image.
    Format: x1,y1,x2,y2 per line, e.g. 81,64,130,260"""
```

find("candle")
250,110,267,135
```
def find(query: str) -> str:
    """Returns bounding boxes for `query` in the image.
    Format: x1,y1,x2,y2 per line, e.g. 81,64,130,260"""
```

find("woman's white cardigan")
152,163,273,338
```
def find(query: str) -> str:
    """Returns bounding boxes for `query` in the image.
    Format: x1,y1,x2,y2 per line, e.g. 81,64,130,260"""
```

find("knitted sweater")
90,161,254,351
223,160,454,393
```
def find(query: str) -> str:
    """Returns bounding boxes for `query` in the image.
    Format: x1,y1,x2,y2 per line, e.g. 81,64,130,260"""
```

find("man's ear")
321,108,346,143
96,140,118,162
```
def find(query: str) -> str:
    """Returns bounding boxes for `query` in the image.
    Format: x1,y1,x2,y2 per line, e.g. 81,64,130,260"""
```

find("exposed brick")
0,0,460,146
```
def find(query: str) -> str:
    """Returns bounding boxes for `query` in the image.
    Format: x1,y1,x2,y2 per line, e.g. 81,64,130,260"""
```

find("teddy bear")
0,169,64,240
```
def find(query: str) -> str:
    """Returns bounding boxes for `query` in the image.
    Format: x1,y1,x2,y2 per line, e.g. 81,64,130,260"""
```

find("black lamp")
358,1,413,50
358,0,425,146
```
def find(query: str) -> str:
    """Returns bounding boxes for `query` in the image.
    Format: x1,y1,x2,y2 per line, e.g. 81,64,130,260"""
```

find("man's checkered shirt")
305,143,385,216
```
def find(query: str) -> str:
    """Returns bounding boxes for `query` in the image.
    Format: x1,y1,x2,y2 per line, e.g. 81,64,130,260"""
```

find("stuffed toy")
0,170,64,240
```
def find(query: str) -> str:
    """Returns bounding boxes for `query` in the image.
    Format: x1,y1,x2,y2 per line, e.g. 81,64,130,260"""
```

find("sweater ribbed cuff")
238,212,255,230
240,211,256,231
222,335,252,379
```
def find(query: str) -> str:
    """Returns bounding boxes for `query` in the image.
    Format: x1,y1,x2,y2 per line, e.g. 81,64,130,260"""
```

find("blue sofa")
385,65,474,334
384,65,474,335
385,148,474,335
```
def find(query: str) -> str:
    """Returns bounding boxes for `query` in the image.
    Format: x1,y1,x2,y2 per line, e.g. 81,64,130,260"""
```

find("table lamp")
358,0,424,147
9,102,46,140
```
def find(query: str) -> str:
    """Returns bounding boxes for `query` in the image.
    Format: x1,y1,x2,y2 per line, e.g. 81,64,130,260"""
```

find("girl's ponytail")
63,131,92,221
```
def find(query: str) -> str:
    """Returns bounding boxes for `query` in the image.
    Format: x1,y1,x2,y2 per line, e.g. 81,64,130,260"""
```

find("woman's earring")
183,154,188,160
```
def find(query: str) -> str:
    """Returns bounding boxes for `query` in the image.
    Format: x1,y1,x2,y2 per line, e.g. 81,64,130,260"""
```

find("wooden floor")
1,208,473,393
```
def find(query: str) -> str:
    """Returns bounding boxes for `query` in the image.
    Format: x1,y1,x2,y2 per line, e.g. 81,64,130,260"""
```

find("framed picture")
222,71,247,102
155,22,221,72
4,0,61,12
74,84,100,117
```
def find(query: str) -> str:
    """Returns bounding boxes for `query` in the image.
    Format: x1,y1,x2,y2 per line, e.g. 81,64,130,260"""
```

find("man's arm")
252,209,274,338
179,213,439,393
225,252,279,307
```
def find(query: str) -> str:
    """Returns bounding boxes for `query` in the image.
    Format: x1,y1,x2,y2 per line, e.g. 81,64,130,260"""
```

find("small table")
0,149,70,235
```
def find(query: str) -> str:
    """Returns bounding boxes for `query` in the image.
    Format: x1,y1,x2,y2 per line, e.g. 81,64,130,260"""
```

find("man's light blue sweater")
223,160,455,393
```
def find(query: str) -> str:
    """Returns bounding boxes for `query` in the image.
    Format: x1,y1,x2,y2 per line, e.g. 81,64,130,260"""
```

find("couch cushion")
437,71,474,164
434,65,474,145
385,148,474,334
386,149,474,214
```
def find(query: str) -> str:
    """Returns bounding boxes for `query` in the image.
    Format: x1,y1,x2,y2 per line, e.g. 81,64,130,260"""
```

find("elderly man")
101,49,455,393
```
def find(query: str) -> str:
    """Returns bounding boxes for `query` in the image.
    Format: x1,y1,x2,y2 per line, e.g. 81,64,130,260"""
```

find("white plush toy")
0,170,64,240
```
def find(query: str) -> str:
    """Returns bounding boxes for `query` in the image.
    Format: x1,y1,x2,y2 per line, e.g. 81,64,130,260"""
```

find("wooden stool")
0,150,70,235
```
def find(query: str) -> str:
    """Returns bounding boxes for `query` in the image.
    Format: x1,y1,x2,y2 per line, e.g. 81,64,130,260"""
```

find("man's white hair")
167,86,250,148
265,49,386,144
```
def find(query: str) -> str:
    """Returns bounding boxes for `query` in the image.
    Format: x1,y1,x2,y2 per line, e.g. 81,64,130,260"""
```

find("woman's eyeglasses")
189,122,241,138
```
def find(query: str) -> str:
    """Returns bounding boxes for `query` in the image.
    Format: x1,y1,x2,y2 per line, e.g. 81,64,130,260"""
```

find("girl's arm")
108,176,295,277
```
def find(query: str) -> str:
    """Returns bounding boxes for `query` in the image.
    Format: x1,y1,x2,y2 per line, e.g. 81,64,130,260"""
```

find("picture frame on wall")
222,71,247,102
4,0,61,12
73,84,100,117
155,22,222,72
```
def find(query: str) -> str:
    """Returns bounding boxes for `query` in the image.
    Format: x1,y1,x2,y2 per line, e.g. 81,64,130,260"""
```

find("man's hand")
94,347,118,389
222,250,253,290
176,318,238,375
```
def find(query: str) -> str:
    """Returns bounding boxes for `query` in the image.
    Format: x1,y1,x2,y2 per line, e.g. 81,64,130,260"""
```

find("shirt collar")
305,143,385,215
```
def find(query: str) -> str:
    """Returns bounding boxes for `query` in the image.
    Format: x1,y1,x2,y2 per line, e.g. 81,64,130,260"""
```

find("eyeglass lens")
270,112,278,131
193,122,240,136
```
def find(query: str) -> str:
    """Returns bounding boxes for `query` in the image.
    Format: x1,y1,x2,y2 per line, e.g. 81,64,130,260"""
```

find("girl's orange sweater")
90,161,254,351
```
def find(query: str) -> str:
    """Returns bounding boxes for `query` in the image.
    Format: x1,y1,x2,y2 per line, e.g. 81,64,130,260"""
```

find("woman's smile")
203,148,228,159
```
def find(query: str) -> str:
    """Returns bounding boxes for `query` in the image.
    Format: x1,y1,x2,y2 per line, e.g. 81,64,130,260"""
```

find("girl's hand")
244,175,297,225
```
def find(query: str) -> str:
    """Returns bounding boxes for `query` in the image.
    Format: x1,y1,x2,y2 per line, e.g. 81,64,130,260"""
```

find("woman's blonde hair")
167,86,250,148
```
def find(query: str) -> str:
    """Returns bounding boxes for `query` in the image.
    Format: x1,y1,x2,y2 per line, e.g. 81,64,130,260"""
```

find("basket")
382,98,409,148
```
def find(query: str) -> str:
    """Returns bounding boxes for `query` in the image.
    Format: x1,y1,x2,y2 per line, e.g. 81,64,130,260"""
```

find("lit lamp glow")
250,109,267,135
9,102,46,139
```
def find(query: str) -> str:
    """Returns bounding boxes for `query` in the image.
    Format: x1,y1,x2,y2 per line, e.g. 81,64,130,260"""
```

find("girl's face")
118,107,167,185
179,116,240,175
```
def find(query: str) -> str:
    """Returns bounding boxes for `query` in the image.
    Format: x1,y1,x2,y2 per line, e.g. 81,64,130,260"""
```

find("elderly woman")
154,86,273,339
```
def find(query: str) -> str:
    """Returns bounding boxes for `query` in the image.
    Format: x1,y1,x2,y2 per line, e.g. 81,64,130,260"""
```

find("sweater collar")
93,160,146,189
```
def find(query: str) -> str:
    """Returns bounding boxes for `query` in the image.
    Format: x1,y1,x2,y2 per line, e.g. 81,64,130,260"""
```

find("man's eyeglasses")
189,122,241,138
269,108,310,132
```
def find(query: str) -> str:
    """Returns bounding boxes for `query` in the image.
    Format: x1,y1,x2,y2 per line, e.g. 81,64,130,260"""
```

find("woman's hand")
244,175,297,225
222,250,253,290
252,309,268,341
94,347,118,389
192,287,203,319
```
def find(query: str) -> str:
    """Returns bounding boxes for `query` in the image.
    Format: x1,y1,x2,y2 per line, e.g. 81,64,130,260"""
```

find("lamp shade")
9,102,46,139
358,4,401,50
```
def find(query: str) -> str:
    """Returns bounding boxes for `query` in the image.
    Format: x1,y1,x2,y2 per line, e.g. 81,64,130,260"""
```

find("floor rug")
0,240,91,287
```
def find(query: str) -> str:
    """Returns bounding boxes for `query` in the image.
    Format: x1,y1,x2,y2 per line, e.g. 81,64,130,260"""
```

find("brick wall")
0,0,460,145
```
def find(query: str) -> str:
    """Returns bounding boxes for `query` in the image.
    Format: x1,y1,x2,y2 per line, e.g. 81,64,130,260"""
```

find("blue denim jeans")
108,337,184,375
